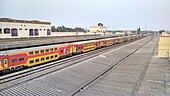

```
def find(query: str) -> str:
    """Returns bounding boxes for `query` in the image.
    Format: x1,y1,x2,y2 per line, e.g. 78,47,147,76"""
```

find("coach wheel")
67,54,72,57
11,67,15,72
24,66,28,68
20,65,24,69
4,69,10,73
0,71,3,75
17,66,23,70
15,66,21,70
22,65,26,68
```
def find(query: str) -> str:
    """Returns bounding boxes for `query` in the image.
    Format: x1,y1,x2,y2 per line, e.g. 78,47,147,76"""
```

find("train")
0,35,143,73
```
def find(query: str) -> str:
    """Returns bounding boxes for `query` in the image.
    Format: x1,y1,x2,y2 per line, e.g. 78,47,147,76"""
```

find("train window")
50,56,54,59
29,52,34,55
19,58,24,61
55,55,58,58
29,60,34,64
60,50,63,53
54,48,58,50
35,51,39,54
46,57,49,60
4,60,7,64
79,46,82,49
84,44,87,46
4,28,10,34
40,50,44,53
41,58,44,61
46,49,49,52
50,48,53,52
12,59,17,63
0,28,2,34
35,59,39,62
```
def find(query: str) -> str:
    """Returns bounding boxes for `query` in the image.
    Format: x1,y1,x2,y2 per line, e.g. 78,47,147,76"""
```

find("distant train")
0,35,143,73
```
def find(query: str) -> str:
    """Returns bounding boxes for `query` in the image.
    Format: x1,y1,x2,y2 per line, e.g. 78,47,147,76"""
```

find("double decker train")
0,35,143,73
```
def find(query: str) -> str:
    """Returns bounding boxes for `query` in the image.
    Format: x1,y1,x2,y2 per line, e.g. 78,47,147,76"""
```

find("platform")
75,37,170,96
0,34,118,50
0,36,169,96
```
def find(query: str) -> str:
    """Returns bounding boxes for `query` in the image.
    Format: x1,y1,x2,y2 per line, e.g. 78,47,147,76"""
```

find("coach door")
3,58,8,68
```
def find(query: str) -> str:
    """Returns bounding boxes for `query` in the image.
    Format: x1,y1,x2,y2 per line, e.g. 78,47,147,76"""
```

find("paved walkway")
74,37,170,96
134,40,170,96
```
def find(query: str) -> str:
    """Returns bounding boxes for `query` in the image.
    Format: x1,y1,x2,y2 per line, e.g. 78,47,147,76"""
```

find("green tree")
51,26,57,32
52,26,86,32
74,27,85,32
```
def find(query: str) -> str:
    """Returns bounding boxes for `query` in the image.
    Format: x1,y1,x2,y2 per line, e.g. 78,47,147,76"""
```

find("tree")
51,26,57,32
136,27,141,34
74,27,85,32
98,23,103,26
159,30,165,34
137,27,141,32
52,26,86,32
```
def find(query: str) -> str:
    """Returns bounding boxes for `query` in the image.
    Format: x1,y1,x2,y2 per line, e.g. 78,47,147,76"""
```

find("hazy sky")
0,0,170,30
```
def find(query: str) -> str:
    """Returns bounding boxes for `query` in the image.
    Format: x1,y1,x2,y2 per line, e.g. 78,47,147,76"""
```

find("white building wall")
89,26,107,32
0,22,51,38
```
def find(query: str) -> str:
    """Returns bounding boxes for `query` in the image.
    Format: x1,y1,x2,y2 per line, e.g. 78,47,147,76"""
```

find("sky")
0,0,170,31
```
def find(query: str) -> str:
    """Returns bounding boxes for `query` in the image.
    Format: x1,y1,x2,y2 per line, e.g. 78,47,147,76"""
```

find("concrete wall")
89,26,107,32
158,35,170,58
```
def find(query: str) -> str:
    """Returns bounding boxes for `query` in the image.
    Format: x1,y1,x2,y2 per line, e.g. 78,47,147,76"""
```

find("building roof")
90,26,107,28
0,18,51,25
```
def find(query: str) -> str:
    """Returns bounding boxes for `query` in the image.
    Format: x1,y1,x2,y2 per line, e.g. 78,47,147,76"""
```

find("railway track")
69,37,155,96
0,38,141,91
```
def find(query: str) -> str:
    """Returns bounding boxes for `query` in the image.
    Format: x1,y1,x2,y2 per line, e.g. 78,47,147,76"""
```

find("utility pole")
145,26,147,34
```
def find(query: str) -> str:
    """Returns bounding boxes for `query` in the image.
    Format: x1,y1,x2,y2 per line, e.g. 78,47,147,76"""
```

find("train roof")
0,43,71,55
73,39,100,44
73,37,119,44
99,37,118,41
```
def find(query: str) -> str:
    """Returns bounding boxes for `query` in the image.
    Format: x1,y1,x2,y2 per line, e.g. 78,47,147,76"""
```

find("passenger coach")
0,43,72,72
0,35,143,73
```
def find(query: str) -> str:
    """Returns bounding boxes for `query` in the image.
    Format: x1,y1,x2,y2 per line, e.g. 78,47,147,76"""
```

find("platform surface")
0,36,169,96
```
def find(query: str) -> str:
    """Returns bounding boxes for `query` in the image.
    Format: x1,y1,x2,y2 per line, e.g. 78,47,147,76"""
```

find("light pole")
95,31,97,39
104,31,106,37
145,26,147,34
85,31,87,39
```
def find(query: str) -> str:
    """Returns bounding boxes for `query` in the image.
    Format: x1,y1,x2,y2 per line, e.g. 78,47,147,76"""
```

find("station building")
0,18,51,38
89,25,107,32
